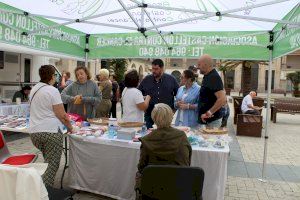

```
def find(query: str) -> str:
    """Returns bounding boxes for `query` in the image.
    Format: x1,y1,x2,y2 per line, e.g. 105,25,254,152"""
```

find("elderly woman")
96,69,112,118
122,70,150,122
29,65,73,186
175,70,200,127
135,103,192,197
61,66,101,120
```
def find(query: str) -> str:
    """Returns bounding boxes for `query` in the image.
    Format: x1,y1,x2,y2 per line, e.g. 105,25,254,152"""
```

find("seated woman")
135,103,192,197
12,85,31,102
122,70,150,122
175,70,200,127
96,69,112,118
61,66,102,120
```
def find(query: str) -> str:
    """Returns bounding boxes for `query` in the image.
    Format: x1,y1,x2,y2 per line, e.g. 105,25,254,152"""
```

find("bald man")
197,54,226,127
241,91,262,115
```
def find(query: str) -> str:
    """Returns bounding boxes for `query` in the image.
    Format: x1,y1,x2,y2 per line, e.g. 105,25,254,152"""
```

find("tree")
108,59,128,83
286,71,300,97
217,60,267,96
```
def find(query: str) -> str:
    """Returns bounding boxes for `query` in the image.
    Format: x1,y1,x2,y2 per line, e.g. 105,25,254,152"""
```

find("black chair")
140,165,205,200
46,186,75,200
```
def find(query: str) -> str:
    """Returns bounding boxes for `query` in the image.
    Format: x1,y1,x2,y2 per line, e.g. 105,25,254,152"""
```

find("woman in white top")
122,70,151,123
29,65,73,186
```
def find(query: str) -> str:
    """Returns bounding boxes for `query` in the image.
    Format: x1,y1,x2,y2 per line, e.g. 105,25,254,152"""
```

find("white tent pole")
128,0,141,5
147,13,215,30
141,0,145,28
117,0,140,29
146,0,295,30
144,10,171,48
29,14,75,22
260,31,274,182
80,5,139,21
28,20,77,35
83,21,137,31
224,14,300,26
147,0,291,15
273,3,299,43
222,0,292,15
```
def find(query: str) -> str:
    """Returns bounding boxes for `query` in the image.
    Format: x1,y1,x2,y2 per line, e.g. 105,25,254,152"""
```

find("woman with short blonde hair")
151,103,174,128
135,103,192,198
96,68,112,118
99,69,110,79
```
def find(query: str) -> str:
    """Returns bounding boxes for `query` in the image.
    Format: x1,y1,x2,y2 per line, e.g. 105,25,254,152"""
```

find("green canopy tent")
0,0,299,181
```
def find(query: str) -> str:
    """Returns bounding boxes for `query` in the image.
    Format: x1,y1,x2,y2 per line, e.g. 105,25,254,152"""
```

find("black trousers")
110,101,117,118
245,110,260,115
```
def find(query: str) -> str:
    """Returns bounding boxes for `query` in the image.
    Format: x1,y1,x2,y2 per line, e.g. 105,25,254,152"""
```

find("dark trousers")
110,101,117,118
221,106,230,127
245,110,260,115
144,114,154,129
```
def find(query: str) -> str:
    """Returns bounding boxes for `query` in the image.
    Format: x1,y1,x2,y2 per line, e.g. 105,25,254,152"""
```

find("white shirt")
241,94,253,113
122,88,145,123
29,82,63,133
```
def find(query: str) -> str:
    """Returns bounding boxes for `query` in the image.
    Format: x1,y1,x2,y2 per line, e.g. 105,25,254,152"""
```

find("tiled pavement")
3,101,300,199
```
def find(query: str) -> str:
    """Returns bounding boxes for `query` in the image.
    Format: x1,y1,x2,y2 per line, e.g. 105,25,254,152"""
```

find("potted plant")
286,72,300,97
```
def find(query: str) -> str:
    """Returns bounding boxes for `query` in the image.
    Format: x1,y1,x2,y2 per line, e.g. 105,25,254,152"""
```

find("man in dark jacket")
138,59,179,128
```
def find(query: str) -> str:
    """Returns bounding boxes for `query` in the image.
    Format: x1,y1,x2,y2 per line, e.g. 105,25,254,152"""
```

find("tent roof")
1,0,299,34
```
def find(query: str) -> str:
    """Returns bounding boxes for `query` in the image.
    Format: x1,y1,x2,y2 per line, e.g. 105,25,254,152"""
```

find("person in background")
135,103,192,198
61,66,101,120
96,69,112,118
122,70,151,123
12,85,31,102
29,65,73,186
118,79,125,116
175,70,200,128
197,54,226,128
241,91,262,115
110,74,119,118
138,59,179,128
59,71,72,91
188,65,201,86
59,71,73,111
221,102,230,128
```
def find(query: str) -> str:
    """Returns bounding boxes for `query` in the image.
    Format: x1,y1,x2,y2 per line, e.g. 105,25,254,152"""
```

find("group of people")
25,54,263,194
122,55,227,129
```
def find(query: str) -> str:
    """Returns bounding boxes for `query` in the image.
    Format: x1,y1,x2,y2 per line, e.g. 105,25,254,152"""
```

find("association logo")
49,0,105,17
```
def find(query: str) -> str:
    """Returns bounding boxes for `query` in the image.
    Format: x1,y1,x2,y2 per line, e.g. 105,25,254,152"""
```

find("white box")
117,128,136,140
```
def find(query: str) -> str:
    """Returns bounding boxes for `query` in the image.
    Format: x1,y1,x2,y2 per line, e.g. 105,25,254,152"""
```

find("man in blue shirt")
138,59,179,128
197,54,226,127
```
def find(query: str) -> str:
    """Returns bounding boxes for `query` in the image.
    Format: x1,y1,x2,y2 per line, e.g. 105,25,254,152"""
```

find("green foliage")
286,72,300,91
108,59,128,83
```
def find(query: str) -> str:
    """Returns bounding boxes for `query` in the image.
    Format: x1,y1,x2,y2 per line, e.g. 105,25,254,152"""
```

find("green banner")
0,2,85,58
273,5,300,59
90,31,269,60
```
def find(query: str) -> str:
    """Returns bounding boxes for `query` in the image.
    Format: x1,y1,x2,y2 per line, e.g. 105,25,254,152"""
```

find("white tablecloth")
68,135,229,200
0,103,29,116
0,164,48,200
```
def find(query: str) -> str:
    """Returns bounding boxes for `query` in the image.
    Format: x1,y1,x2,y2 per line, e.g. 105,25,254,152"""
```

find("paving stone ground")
3,99,300,199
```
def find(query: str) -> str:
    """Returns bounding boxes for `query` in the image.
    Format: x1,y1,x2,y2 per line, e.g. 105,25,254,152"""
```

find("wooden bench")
237,114,262,137
232,96,264,124
271,98,300,123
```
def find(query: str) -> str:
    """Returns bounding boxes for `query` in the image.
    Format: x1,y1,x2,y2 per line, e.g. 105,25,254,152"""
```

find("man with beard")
197,54,226,127
138,59,179,128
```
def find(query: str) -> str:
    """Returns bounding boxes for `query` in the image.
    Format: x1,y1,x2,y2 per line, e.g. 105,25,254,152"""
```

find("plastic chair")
141,165,205,200
0,131,37,165
46,186,75,200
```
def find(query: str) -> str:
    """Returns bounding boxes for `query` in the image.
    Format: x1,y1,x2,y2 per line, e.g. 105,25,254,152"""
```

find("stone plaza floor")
2,100,300,200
